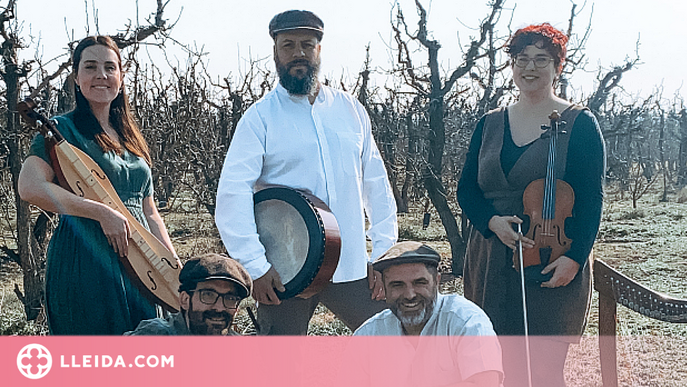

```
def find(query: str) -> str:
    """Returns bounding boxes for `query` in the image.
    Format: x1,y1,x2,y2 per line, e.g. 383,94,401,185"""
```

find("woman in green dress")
18,36,177,335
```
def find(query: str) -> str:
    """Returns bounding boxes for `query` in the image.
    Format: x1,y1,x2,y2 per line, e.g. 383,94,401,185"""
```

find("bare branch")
0,0,20,47
566,3,577,38
562,2,593,77
110,0,167,49
589,54,640,114
441,0,504,95
28,59,71,99
391,6,428,95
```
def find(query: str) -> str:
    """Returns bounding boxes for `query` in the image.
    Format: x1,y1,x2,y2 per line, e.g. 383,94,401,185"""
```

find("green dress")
29,112,156,335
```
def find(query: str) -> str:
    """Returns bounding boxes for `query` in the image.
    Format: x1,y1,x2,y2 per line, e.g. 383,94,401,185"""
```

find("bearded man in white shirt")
353,242,503,387
215,10,398,335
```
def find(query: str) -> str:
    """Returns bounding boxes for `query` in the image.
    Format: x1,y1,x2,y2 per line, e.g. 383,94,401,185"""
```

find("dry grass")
0,263,48,335
2,186,687,385
575,188,687,387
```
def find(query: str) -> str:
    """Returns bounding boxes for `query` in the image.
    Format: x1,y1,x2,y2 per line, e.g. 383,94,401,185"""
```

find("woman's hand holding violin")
540,256,579,288
488,215,535,250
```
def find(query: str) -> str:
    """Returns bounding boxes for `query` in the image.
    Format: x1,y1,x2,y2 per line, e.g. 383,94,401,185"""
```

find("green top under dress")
29,112,156,335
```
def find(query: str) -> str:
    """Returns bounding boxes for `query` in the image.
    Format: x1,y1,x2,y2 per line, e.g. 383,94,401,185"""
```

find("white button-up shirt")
215,84,397,282
352,293,503,386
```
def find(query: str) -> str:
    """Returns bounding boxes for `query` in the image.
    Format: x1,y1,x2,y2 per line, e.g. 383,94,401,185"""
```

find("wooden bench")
593,259,687,387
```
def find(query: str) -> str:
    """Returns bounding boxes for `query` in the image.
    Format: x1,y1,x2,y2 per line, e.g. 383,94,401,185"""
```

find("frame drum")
254,187,340,299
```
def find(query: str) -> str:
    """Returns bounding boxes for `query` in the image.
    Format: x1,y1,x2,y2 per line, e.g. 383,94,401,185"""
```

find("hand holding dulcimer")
514,110,574,283
18,98,182,311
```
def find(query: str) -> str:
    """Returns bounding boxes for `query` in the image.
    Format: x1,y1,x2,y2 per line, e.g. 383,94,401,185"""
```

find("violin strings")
543,122,558,234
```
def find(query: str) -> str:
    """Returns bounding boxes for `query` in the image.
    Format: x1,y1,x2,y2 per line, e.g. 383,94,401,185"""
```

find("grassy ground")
0,264,49,335
2,189,687,385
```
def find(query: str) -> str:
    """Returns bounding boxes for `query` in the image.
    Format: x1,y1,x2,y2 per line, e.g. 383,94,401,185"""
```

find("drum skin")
254,187,341,299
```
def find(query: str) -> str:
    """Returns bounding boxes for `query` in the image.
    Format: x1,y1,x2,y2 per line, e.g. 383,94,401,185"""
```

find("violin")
515,110,574,282
18,98,182,311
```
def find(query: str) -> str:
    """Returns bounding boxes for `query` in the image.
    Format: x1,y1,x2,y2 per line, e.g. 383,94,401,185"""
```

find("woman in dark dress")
457,24,605,386
18,36,177,335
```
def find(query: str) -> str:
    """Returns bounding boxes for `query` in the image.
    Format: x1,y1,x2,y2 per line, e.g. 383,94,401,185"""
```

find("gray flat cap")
178,253,252,298
372,241,441,273
269,10,324,40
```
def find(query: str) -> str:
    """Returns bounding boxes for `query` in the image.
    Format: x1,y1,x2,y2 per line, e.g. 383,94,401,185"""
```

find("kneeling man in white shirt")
353,241,503,387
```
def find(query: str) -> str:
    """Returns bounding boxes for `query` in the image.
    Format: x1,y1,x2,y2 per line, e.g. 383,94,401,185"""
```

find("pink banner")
2,336,503,386
0,335,681,386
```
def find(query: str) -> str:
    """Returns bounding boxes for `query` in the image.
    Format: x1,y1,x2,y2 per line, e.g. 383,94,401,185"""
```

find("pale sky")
14,0,687,103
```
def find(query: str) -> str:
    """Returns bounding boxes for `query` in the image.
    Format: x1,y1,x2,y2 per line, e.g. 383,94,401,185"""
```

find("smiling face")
180,279,240,335
512,43,558,94
383,263,440,334
74,45,123,110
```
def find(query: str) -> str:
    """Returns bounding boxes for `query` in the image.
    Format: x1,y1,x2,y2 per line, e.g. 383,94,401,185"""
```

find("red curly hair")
506,23,568,73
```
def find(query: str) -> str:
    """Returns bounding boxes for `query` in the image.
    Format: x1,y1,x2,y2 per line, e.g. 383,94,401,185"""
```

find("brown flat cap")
372,241,441,273
269,10,324,40
179,253,252,298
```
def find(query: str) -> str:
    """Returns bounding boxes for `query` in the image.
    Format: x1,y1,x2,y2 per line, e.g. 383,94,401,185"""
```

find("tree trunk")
3,57,44,321
678,109,687,187
658,110,668,202
394,0,504,275
424,43,464,274
400,111,417,212
424,170,464,274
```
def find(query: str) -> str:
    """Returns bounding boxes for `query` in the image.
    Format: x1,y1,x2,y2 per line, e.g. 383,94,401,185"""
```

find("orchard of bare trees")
1,0,686,327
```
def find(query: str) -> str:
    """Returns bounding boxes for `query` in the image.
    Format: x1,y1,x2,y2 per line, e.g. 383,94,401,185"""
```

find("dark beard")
186,300,233,335
276,57,319,96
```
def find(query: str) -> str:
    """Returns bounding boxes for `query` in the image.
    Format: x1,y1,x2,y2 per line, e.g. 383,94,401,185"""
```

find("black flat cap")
179,253,252,298
269,10,324,40
372,241,441,273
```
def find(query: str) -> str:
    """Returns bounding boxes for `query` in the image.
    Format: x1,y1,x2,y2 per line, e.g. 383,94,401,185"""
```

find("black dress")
457,105,605,339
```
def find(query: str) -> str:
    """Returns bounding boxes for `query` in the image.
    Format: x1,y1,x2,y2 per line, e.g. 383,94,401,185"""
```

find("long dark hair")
72,36,151,165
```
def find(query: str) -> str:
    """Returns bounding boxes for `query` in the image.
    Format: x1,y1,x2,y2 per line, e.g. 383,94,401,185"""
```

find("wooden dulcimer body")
18,98,181,312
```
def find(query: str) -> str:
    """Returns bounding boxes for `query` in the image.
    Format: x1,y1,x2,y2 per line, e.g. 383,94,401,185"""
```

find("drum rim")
254,187,327,300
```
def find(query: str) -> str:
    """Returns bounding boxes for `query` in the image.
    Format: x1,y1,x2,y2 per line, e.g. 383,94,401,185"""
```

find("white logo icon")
17,343,52,379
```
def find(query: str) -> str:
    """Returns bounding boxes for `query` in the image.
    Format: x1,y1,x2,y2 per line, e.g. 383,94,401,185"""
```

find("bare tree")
678,106,687,187
655,97,669,201
355,48,416,213
588,57,640,115
130,50,273,216
391,0,505,274
1,0,42,320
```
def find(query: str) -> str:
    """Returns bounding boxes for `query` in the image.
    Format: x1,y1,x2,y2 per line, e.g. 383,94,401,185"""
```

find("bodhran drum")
254,187,340,300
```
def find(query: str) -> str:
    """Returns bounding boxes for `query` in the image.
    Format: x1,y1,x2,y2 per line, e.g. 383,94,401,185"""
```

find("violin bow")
517,223,534,387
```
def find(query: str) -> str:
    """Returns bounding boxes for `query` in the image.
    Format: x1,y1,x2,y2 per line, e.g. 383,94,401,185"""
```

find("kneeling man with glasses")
126,253,252,335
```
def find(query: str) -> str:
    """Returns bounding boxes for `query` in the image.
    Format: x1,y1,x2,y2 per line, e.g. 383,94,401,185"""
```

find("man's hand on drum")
253,266,286,305
488,215,534,251
367,263,385,301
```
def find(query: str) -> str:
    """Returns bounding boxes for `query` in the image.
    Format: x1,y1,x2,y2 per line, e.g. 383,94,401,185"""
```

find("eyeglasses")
189,289,242,309
514,56,554,69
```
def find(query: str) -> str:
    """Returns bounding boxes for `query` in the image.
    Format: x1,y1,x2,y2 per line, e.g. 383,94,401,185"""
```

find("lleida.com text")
60,354,174,368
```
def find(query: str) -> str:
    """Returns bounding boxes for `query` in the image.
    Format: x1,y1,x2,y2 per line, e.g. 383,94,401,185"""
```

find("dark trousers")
256,278,387,335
